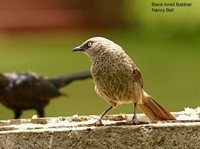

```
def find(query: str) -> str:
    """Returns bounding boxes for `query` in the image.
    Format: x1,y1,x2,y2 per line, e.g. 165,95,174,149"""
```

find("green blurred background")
0,0,200,119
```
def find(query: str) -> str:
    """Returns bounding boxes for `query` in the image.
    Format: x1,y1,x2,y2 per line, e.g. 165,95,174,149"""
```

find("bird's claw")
131,120,149,125
131,119,140,125
94,119,103,126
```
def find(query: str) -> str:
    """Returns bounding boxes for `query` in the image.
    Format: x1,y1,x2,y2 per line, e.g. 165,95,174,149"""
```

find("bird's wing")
132,65,144,88
35,78,63,99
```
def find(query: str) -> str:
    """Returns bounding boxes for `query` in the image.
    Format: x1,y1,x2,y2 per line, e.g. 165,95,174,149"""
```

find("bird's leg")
131,102,149,125
95,106,113,126
37,108,45,117
132,103,137,123
14,110,22,119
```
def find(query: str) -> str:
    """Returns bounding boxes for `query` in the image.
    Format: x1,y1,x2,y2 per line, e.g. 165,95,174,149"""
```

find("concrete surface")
0,111,200,149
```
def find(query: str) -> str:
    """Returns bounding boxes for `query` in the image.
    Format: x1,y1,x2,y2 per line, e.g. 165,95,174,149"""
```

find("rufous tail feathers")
138,91,176,121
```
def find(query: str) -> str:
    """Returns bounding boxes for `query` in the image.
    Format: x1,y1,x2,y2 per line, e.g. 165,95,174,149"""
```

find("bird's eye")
87,42,92,47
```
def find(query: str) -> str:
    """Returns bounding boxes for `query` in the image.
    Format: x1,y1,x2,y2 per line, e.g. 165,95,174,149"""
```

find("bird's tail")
138,91,176,121
49,71,92,88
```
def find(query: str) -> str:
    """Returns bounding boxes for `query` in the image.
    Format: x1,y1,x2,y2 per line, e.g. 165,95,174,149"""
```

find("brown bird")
72,37,176,125
0,71,91,119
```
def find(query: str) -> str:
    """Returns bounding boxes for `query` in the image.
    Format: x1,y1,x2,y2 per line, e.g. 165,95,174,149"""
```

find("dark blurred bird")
0,71,91,119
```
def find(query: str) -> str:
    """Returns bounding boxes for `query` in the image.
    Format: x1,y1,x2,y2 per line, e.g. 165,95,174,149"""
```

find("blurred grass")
0,29,200,119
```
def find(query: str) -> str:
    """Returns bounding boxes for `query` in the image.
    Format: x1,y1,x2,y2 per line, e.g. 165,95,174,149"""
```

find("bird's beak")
72,46,85,52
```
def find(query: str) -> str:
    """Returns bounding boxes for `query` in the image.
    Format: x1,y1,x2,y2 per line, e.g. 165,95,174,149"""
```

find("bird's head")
72,37,123,60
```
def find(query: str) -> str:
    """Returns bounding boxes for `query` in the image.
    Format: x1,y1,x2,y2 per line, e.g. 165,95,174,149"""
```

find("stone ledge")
0,112,200,148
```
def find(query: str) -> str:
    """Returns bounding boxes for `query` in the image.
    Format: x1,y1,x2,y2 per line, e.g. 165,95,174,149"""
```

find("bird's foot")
131,115,138,124
94,119,103,126
130,120,149,125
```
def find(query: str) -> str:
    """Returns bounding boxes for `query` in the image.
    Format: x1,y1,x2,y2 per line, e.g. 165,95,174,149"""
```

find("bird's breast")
91,60,137,104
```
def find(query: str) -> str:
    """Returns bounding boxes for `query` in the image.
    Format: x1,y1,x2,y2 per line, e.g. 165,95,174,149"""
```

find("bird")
0,71,91,119
72,37,176,125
